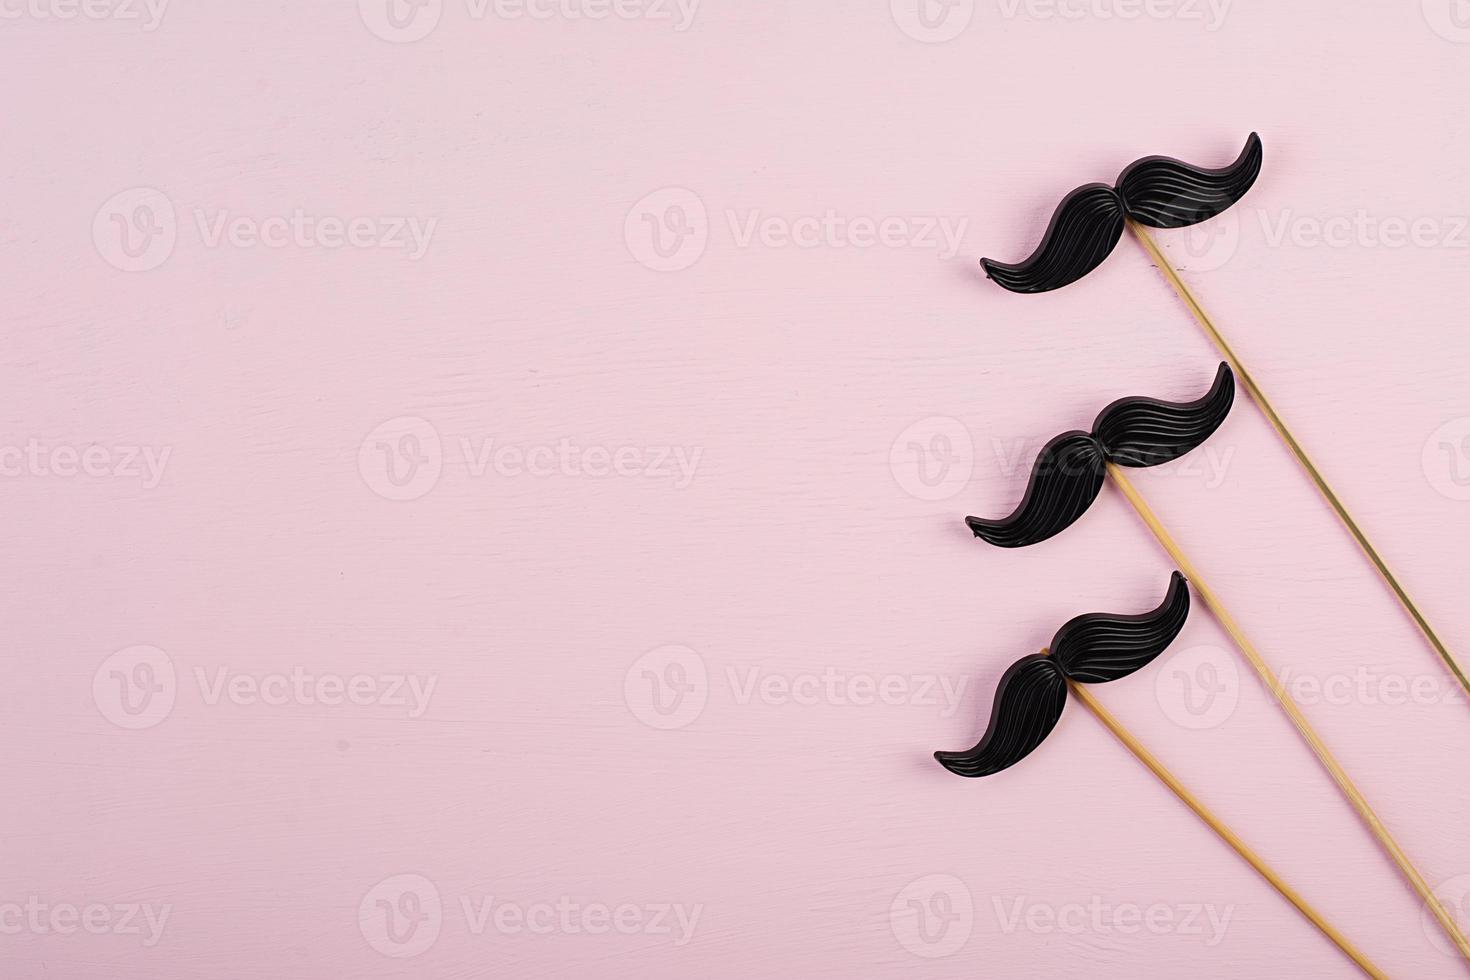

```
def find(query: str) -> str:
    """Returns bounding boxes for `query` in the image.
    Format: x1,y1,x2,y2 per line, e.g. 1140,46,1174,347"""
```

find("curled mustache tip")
1117,132,1263,230
980,184,1125,294
964,432,1105,548
1051,572,1191,683
1092,362,1235,467
934,654,1066,778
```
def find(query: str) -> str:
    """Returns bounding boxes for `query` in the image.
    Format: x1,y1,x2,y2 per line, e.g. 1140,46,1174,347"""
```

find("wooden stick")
1054,657,1388,979
1126,218,1470,701
1106,461,1470,965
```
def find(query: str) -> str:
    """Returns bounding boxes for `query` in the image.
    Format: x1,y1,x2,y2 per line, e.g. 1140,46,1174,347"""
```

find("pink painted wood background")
4,1,1470,977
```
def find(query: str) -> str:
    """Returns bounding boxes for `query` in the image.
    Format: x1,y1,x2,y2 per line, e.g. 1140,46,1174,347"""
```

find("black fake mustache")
934,572,1189,778
981,133,1262,293
967,363,1234,548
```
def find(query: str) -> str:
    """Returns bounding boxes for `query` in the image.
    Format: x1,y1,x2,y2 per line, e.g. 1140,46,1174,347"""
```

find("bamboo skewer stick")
1052,655,1388,979
1105,462,1470,966
1126,219,1470,701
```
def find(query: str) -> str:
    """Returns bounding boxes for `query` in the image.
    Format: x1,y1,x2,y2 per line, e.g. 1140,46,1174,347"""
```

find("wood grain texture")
2,2,1470,978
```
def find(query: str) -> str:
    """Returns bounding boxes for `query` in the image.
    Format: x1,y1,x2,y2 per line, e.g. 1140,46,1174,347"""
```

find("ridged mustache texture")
980,133,1262,293
966,363,1235,548
934,573,1190,777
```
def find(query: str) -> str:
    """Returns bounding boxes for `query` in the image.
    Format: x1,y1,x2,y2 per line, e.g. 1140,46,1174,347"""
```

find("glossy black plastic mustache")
935,572,1190,777
967,363,1234,547
981,133,1262,293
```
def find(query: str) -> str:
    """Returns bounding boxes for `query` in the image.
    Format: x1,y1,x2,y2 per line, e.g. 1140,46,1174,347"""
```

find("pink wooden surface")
4,2,1470,977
